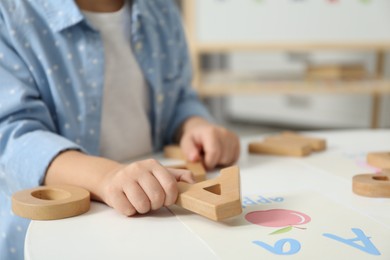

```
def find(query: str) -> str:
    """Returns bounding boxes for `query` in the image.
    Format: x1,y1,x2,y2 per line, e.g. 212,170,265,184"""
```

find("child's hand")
179,117,240,170
99,159,194,216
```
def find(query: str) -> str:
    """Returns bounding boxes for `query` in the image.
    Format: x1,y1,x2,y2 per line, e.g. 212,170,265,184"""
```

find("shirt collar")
33,0,148,33
33,0,86,32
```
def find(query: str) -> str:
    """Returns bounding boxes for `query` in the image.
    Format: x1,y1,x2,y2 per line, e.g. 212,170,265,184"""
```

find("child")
0,0,240,259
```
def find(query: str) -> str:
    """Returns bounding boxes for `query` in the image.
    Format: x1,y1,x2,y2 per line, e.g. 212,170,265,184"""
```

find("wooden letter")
249,140,312,157
12,185,90,220
164,145,206,182
175,165,242,221
281,131,326,151
164,145,187,161
249,131,326,157
367,152,390,170
352,171,390,198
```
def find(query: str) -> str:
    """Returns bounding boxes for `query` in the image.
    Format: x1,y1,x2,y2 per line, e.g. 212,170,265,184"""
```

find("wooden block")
175,165,242,221
264,136,314,152
249,131,326,157
352,171,390,198
281,131,326,151
164,145,206,182
164,145,186,160
185,162,206,182
367,152,390,169
169,162,206,182
12,185,90,220
249,139,312,157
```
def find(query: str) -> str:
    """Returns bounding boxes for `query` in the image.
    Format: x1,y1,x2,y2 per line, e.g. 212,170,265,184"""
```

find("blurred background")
176,0,390,136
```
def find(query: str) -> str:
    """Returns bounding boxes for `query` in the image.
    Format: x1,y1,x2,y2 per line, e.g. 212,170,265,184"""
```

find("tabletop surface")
25,129,390,260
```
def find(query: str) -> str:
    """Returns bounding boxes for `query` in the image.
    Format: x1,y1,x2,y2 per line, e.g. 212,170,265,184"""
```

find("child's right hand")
99,159,194,216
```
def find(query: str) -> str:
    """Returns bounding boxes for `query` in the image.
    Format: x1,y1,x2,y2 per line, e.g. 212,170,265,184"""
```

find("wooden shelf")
182,0,389,128
197,72,390,96
196,42,390,53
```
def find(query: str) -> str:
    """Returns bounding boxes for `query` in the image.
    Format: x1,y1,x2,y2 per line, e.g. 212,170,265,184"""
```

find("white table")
25,130,390,260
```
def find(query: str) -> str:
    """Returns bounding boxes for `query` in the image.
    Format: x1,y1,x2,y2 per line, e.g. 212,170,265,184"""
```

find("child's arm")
45,150,194,216
0,20,82,192
161,2,240,168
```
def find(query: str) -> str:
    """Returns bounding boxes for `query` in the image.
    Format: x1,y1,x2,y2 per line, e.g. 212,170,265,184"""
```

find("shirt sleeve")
0,21,82,190
164,1,214,144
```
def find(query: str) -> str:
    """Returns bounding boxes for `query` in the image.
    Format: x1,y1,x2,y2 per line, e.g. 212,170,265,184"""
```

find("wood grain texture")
12,185,90,220
249,141,311,157
353,171,390,198
169,162,206,182
175,165,242,221
281,131,327,151
249,132,327,157
164,145,206,182
164,145,187,161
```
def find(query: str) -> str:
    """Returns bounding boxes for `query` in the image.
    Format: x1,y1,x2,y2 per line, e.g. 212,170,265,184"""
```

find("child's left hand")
178,117,240,170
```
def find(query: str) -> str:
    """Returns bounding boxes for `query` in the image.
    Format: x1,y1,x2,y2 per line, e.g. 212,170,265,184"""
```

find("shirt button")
157,94,164,104
135,42,143,52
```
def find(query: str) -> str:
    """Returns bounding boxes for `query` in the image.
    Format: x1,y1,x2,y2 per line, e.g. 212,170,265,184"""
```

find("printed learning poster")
170,190,390,259
302,152,380,180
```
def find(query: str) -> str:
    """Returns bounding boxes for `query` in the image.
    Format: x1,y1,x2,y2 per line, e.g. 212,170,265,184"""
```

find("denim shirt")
0,0,212,259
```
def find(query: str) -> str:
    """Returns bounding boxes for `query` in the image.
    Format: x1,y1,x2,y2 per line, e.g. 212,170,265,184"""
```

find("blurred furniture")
181,0,390,128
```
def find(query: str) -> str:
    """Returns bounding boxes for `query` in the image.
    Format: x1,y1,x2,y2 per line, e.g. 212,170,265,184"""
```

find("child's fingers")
180,135,201,162
123,182,151,214
219,137,238,166
109,189,137,216
233,139,241,163
150,166,181,206
201,132,222,170
137,172,166,210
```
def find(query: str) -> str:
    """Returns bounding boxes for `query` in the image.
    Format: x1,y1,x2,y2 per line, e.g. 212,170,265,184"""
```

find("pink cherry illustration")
245,209,311,227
